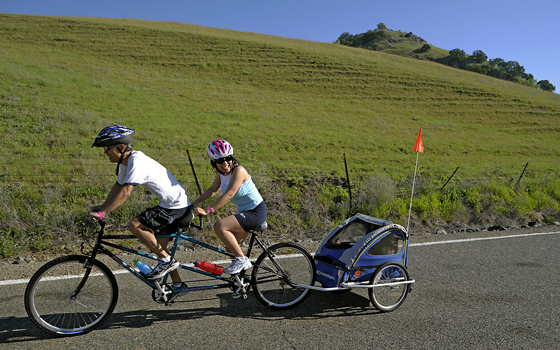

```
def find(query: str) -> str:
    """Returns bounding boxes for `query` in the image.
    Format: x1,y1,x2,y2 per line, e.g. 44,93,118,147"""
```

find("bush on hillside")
537,80,556,92
466,64,488,75
420,44,431,52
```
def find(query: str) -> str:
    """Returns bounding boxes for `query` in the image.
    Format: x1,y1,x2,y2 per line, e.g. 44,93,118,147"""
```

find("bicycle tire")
251,242,315,310
368,262,410,312
24,255,119,336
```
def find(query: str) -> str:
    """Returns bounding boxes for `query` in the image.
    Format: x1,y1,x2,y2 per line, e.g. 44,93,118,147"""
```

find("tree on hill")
420,44,431,52
537,80,556,92
336,32,354,46
466,64,487,75
377,23,388,31
471,50,488,64
487,58,525,82
361,30,376,43
503,61,525,81
488,58,506,79
518,73,537,88
360,28,387,46
448,48,466,68
373,29,387,41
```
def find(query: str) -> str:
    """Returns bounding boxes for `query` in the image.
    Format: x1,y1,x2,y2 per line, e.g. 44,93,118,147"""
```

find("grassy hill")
1,14,560,257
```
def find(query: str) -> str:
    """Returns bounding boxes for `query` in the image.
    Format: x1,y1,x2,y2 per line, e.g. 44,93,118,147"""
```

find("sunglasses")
103,146,115,152
215,156,233,164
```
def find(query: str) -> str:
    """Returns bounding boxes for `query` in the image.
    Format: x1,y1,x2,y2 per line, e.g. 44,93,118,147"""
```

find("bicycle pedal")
232,292,248,300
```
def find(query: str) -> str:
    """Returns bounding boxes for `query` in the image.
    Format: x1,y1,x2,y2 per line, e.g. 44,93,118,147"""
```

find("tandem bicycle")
24,211,316,336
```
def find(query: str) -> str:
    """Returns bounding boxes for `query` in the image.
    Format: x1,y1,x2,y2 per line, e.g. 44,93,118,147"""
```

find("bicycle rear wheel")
368,262,410,312
24,255,119,336
251,242,315,310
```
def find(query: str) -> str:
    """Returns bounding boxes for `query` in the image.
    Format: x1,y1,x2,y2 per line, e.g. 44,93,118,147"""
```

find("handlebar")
191,215,204,230
82,211,203,231
82,215,105,228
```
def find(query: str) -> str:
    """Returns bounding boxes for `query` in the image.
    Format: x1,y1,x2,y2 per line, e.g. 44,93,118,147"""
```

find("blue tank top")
220,170,263,212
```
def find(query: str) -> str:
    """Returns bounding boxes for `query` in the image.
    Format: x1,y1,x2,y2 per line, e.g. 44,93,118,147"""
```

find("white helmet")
207,140,233,160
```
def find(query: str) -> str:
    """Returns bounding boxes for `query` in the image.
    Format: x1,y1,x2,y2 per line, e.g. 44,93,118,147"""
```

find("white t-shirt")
117,151,190,209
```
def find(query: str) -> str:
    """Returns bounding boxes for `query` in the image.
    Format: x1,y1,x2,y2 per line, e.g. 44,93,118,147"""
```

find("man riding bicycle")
88,125,191,286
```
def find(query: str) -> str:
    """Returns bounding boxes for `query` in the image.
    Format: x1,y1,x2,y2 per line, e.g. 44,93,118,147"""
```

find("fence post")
515,162,529,187
343,153,352,213
440,167,459,190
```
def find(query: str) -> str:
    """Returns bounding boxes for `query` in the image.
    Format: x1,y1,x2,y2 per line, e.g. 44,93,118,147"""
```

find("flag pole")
407,151,419,233
408,128,424,233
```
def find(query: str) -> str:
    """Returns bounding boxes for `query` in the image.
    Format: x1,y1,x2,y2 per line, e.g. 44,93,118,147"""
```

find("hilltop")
336,24,556,92
337,27,448,61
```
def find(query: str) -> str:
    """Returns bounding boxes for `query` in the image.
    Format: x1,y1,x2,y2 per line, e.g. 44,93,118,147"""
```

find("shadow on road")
1,289,381,343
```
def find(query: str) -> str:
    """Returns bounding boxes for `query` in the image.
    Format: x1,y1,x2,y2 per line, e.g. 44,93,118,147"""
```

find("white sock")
161,256,171,263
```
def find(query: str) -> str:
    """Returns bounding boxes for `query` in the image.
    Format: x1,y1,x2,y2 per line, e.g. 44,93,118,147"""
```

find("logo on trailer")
317,270,336,280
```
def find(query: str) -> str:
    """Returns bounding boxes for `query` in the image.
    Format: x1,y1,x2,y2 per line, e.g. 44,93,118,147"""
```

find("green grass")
1,14,560,257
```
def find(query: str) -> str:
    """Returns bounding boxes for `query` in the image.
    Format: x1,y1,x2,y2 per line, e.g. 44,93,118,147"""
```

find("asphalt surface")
1,229,559,349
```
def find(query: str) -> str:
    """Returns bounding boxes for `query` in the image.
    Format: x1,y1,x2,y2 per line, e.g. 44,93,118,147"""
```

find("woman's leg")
213,215,247,257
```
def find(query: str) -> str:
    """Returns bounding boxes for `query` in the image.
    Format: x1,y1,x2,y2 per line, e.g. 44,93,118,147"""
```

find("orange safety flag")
413,129,424,153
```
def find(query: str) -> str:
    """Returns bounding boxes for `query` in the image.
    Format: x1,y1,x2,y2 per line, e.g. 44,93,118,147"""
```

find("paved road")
1,231,559,349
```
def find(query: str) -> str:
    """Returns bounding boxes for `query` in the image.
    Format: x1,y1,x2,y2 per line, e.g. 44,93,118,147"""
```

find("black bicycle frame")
79,219,278,295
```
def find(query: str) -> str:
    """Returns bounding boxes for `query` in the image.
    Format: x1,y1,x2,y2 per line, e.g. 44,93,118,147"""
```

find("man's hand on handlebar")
193,207,208,216
88,211,103,223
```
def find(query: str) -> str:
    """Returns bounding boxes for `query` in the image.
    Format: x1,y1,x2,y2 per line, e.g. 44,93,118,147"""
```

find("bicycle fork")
71,247,102,299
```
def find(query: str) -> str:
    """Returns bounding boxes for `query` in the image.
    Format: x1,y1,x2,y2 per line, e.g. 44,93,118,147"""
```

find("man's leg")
129,218,169,259
129,218,179,280
156,236,182,285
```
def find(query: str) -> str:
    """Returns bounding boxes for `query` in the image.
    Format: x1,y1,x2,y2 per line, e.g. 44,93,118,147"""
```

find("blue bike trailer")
314,213,409,288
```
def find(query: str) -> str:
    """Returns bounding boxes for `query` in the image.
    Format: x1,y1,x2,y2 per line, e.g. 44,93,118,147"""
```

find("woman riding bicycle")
191,140,267,275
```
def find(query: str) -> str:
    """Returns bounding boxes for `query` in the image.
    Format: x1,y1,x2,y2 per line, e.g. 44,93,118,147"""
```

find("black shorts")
234,201,267,232
136,205,189,234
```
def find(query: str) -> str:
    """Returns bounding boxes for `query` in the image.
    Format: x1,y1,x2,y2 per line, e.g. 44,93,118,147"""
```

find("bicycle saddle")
251,222,267,232
176,211,195,225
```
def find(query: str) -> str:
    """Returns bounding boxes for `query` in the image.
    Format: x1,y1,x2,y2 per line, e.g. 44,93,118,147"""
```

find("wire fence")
1,153,558,195
1,161,557,184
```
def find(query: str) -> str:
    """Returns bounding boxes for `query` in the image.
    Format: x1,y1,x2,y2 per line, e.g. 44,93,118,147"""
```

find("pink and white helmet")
207,140,234,160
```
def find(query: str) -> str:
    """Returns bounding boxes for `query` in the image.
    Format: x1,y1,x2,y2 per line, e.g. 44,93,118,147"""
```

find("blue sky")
2,0,559,91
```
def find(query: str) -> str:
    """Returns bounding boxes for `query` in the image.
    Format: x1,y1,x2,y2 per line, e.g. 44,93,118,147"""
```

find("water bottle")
194,260,223,275
134,259,153,275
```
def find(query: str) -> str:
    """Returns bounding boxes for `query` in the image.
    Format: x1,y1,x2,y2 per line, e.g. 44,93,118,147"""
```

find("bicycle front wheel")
251,242,315,310
24,255,119,336
368,262,410,312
